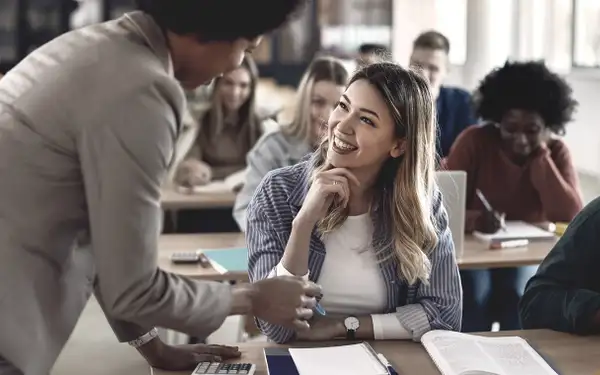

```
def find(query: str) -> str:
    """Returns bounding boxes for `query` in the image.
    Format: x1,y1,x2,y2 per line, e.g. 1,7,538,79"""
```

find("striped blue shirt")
246,159,462,343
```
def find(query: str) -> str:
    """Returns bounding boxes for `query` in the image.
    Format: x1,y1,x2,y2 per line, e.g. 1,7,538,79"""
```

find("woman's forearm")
530,152,582,221
280,216,315,276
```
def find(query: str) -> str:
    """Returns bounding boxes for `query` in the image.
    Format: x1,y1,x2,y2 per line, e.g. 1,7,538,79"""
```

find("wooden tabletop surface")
145,329,599,375
161,188,236,210
158,233,556,281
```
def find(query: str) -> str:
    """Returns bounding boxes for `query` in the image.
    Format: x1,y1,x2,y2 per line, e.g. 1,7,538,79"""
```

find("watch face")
345,316,359,330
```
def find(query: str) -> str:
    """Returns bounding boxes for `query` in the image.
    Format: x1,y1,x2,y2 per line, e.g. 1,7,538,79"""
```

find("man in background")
357,43,390,67
410,30,476,158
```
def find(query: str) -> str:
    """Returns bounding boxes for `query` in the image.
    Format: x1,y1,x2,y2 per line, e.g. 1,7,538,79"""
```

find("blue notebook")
201,247,248,274
264,348,299,375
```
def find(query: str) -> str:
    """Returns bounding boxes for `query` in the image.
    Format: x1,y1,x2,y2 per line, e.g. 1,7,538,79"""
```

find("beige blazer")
0,12,232,375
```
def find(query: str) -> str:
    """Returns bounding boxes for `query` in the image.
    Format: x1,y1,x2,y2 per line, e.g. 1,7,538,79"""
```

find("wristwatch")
344,316,360,339
128,328,159,348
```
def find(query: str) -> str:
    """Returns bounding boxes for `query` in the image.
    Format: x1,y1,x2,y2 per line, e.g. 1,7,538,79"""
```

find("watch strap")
128,328,158,348
346,328,356,340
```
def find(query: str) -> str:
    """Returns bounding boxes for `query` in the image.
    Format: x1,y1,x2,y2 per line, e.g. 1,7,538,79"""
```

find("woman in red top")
446,60,583,332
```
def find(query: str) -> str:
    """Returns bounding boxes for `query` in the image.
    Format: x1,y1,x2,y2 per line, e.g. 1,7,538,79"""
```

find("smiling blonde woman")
246,62,462,344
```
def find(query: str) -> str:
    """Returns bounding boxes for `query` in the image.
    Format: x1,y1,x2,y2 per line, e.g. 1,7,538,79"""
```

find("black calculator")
192,361,256,375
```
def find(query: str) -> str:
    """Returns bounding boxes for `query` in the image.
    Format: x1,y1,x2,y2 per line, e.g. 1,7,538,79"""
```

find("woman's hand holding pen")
296,167,360,225
475,189,506,234
477,210,505,234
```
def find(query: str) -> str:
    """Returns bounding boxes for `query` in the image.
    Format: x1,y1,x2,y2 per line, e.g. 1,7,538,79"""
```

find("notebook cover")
264,348,299,375
201,247,248,273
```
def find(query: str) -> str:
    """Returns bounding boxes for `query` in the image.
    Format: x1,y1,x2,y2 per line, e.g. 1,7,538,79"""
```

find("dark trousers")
460,266,538,332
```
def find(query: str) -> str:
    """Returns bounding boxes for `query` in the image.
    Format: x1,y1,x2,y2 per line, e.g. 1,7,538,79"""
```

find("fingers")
326,176,351,207
192,354,223,363
201,345,241,357
323,168,361,187
303,281,322,297
321,183,348,208
291,318,311,331
296,306,314,320
301,295,317,309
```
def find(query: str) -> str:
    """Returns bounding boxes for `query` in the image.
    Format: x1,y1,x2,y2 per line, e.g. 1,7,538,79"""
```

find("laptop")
435,171,466,256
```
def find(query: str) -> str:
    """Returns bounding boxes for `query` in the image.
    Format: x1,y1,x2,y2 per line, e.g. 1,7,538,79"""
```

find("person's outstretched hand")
141,339,240,370
252,276,321,331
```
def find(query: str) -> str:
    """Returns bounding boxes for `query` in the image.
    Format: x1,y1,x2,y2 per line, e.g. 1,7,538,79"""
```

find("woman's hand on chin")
296,168,360,225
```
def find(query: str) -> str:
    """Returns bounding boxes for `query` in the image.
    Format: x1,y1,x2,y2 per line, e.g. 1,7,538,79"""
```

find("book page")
224,169,247,191
422,331,502,375
422,331,558,375
476,337,558,375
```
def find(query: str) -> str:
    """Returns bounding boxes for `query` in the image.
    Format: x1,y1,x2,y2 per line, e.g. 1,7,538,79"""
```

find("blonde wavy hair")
310,62,439,285
282,56,349,144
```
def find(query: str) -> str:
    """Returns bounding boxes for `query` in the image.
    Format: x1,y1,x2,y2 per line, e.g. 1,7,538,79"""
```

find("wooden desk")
158,233,557,280
457,238,556,269
150,330,600,375
159,233,247,282
161,188,236,211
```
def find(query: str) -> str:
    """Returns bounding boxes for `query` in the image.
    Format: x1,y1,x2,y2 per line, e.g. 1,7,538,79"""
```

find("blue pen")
377,353,399,375
314,302,327,316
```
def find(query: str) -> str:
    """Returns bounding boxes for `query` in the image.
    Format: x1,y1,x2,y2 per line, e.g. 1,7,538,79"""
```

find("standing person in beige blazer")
0,1,320,375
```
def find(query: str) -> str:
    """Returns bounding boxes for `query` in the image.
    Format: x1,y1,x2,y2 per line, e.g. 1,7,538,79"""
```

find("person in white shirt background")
246,62,462,344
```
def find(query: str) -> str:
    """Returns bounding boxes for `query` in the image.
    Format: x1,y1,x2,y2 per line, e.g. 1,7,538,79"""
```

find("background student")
171,55,273,186
519,197,600,335
409,30,475,158
233,56,348,230
356,43,390,67
0,1,319,373
445,60,583,332
246,62,462,344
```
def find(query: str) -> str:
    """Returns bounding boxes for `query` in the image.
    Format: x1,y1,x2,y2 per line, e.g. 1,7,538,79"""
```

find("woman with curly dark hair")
446,60,583,332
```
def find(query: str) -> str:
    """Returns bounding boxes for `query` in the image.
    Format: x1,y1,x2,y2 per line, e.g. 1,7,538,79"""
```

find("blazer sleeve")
93,283,150,342
246,173,296,343
234,135,285,231
78,82,232,339
394,186,463,339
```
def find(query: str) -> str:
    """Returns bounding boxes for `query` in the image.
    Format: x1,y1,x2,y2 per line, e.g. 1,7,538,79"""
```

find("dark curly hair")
473,60,578,135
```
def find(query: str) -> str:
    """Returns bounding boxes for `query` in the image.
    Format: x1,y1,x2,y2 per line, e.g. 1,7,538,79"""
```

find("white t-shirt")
272,214,410,340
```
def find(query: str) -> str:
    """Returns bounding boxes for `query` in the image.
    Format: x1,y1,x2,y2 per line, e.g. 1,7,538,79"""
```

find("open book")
176,169,246,194
422,330,558,375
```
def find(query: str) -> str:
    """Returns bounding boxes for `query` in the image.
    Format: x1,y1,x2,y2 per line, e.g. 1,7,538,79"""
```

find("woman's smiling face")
326,79,404,172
